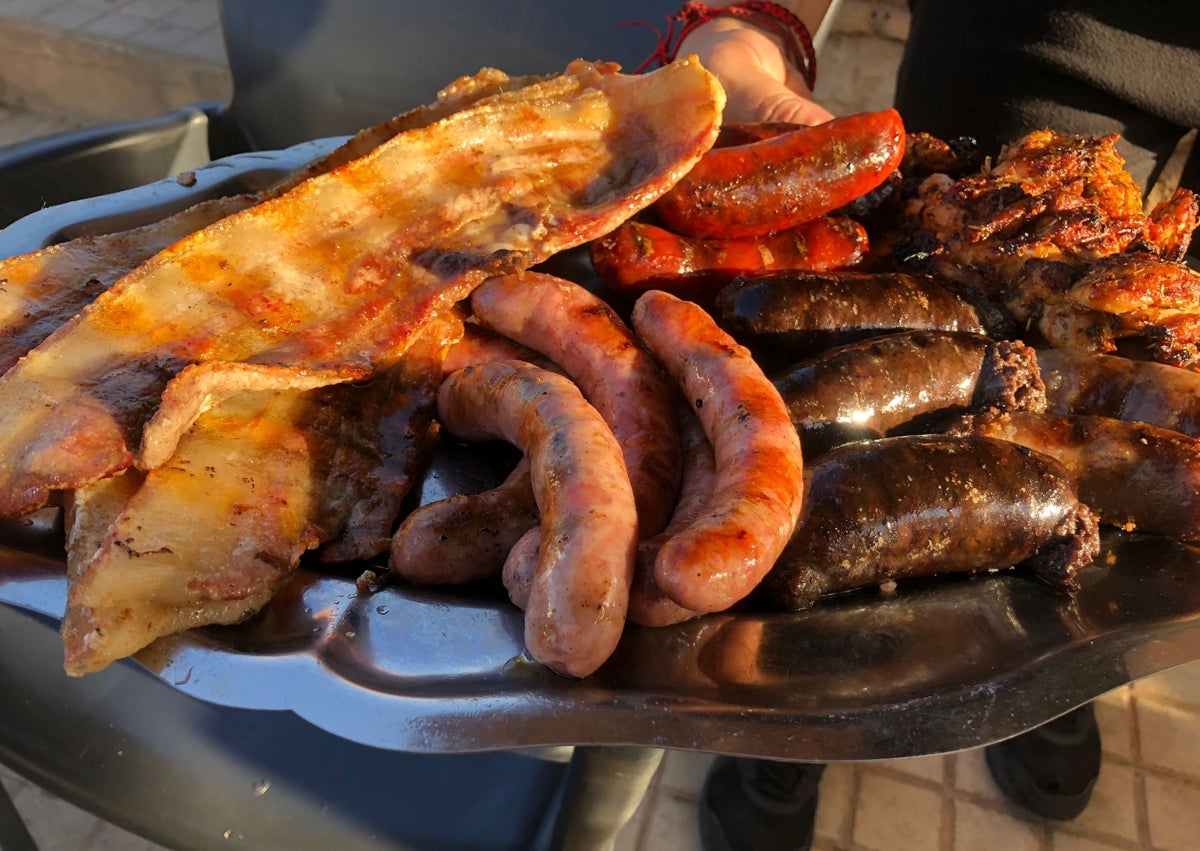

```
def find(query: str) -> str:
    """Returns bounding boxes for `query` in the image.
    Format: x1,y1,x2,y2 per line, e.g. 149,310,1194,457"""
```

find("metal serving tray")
2,144,1200,762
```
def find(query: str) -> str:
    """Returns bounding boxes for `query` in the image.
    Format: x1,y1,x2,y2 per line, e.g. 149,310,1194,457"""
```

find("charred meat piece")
772,331,1046,456
767,435,1099,610
892,129,1200,369
1037,252,1200,370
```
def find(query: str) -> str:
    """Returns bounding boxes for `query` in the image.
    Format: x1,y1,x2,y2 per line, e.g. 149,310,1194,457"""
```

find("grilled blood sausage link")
631,290,804,613
589,217,868,303
390,458,539,585
437,360,637,679
773,331,1047,456
955,410,1200,542
1036,349,1200,437
767,435,1099,611
628,402,713,627
653,109,906,239
714,271,989,362
471,272,681,537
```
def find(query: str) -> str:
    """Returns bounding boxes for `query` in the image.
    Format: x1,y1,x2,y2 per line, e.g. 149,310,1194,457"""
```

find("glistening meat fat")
0,57,725,518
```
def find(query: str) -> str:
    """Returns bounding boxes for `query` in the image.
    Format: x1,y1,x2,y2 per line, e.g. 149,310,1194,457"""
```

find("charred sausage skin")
768,435,1099,610
471,273,681,538
627,401,713,627
956,410,1200,542
773,331,1046,456
437,360,637,679
714,271,989,362
653,109,906,239
589,217,867,302
631,290,804,614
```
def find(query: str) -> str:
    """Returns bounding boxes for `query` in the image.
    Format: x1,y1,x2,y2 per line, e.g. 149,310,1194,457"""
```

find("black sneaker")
984,703,1102,820
698,756,825,851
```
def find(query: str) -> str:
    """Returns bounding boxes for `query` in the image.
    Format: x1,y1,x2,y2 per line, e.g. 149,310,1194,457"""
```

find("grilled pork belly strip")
0,70,553,379
62,388,329,675
0,57,725,517
0,195,258,377
61,314,457,674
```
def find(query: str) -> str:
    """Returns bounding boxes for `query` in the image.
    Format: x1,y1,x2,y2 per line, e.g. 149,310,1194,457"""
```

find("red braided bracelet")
628,1,817,91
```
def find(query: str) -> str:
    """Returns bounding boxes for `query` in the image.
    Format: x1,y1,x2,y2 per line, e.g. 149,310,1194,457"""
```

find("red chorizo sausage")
588,217,868,303
470,272,680,537
437,360,637,678
630,290,804,613
653,109,906,238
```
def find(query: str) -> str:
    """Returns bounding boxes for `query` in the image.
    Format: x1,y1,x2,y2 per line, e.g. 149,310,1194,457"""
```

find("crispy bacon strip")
0,57,724,517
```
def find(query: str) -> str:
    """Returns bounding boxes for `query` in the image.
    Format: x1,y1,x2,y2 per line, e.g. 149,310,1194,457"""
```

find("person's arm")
678,1,838,125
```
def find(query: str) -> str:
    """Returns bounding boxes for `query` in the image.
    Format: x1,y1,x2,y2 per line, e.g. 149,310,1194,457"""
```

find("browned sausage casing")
588,217,868,304
471,273,681,538
773,331,1046,455
714,272,990,361
955,410,1200,542
767,435,1099,610
437,360,637,679
1037,349,1200,437
390,458,539,585
653,109,905,239
631,290,804,614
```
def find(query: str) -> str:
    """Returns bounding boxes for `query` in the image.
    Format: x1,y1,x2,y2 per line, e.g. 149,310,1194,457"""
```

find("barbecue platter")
1,56,1200,756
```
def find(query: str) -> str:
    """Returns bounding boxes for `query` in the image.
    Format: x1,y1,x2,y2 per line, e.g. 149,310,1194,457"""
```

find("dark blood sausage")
1037,349,1200,437
631,290,804,614
714,271,990,362
954,410,1200,542
767,435,1100,611
772,331,1047,456
653,109,906,239
589,217,868,303
437,360,638,679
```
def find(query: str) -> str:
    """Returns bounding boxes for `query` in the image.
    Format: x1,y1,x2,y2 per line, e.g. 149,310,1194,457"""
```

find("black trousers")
893,0,1200,194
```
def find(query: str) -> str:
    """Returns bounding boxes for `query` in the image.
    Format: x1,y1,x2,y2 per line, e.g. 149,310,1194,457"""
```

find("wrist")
648,3,819,89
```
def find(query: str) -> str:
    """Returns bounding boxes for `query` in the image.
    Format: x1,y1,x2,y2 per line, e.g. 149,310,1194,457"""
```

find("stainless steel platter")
3,144,1200,762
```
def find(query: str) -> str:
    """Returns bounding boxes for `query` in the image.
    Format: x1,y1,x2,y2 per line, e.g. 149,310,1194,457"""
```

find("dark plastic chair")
0,2,682,848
